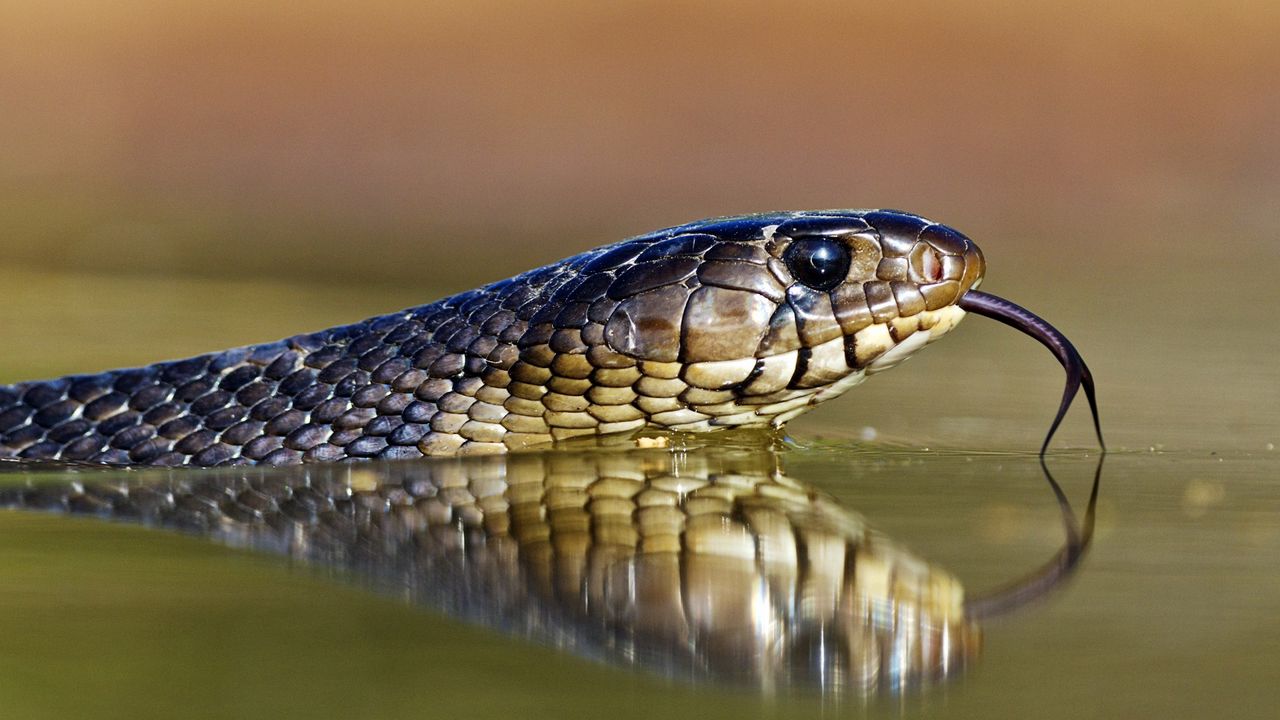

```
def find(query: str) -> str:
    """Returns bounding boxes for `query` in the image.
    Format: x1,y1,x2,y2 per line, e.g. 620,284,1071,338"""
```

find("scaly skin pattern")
0,446,977,691
0,210,985,466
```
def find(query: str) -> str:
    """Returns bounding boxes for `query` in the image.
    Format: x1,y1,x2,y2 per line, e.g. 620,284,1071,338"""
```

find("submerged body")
0,210,985,466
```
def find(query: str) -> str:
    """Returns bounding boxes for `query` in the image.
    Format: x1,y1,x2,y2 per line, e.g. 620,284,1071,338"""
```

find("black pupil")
783,238,851,291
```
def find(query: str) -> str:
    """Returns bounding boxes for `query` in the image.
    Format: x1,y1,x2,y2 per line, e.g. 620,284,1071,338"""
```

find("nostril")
922,247,942,282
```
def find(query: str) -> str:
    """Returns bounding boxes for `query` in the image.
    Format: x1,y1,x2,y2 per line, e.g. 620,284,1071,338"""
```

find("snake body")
0,210,984,466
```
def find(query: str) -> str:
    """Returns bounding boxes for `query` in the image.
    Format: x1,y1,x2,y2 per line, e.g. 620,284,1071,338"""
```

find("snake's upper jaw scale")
957,290,1104,456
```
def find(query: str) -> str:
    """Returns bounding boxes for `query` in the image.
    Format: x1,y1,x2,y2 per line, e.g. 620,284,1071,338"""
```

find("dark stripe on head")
843,333,860,370
787,346,812,389
731,359,767,397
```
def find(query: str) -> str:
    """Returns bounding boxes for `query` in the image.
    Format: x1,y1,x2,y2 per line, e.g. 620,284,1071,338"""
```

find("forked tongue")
958,290,1104,455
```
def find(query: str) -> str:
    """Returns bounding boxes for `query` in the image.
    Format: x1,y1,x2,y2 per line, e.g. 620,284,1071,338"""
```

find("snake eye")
782,238,852,291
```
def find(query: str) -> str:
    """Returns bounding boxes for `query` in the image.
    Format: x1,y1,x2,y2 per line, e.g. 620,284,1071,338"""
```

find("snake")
0,209,1102,466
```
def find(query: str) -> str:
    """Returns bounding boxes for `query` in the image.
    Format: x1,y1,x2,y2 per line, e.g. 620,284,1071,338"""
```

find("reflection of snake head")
517,209,987,435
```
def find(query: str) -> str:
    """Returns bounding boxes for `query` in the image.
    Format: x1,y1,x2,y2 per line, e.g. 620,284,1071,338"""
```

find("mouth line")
957,290,1104,455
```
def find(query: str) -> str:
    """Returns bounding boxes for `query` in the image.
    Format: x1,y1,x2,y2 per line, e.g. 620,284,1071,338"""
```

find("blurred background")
1,0,1277,451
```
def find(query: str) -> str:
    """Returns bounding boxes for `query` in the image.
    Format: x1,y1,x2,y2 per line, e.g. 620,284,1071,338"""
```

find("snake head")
512,210,986,432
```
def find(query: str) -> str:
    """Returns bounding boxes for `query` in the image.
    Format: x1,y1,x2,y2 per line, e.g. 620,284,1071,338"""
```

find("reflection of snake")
1,445,977,693
0,210,1100,466
0,445,1101,694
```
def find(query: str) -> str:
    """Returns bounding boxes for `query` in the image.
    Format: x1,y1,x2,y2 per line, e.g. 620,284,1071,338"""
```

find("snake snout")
960,241,986,293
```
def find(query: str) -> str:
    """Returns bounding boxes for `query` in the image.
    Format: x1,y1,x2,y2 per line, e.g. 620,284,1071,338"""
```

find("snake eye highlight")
783,238,851,291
